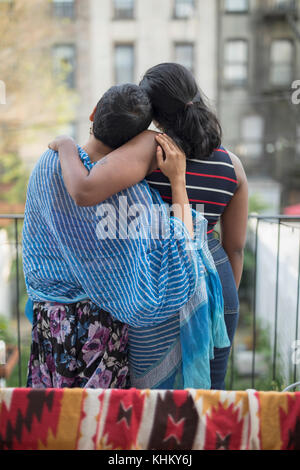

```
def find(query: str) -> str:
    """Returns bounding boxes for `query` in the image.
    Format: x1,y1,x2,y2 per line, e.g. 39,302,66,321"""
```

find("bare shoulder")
133,129,159,143
143,129,159,137
226,150,247,188
114,129,158,154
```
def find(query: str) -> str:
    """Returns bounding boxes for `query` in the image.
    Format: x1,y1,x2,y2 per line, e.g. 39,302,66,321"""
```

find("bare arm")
49,130,158,206
221,152,248,290
156,134,194,239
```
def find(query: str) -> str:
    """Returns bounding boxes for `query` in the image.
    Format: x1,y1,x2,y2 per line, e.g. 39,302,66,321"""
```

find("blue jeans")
208,235,240,390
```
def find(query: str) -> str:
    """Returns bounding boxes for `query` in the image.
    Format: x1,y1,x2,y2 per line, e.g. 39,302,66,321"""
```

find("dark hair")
140,63,222,159
93,84,153,149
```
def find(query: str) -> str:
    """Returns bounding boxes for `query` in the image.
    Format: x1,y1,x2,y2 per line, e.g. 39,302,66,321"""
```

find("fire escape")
259,0,299,39
254,0,300,204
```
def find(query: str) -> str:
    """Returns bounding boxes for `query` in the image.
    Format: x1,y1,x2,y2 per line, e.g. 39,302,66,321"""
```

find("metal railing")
1,213,300,390
257,0,298,17
231,214,300,390
0,214,24,387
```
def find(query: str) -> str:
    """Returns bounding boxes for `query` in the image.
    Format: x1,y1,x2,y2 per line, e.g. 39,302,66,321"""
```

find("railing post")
294,233,300,384
0,340,6,388
229,343,234,390
14,218,22,387
252,218,259,389
273,220,281,383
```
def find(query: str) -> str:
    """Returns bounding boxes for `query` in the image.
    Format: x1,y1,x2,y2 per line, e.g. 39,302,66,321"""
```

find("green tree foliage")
0,0,76,160
0,153,29,204
249,193,271,215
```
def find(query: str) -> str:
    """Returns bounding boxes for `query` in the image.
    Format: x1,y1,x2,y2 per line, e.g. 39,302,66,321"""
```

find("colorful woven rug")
0,388,299,450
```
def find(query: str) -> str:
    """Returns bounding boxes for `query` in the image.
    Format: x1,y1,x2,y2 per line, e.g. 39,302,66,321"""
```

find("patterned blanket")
0,388,299,450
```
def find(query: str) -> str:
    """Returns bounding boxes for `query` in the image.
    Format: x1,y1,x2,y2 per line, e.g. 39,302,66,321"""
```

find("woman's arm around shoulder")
49,130,158,207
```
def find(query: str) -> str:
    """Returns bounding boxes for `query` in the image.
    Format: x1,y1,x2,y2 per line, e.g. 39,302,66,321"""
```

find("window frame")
112,0,135,20
296,124,300,156
114,43,135,85
174,42,195,74
240,114,265,159
52,43,77,89
224,0,249,14
173,0,196,20
269,38,294,88
52,0,75,19
223,38,249,87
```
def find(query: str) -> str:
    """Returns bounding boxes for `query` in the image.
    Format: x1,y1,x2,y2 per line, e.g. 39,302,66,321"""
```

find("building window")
241,115,264,158
53,0,75,19
297,125,300,156
53,45,76,88
224,39,248,85
114,45,135,84
174,43,194,73
270,39,293,87
225,0,249,13
273,0,294,9
174,0,195,19
113,0,134,19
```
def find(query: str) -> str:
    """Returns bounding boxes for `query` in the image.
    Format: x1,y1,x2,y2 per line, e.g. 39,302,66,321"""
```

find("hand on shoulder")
48,135,75,152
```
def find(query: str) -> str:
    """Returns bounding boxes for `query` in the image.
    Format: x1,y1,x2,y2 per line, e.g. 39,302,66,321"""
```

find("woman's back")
146,147,238,234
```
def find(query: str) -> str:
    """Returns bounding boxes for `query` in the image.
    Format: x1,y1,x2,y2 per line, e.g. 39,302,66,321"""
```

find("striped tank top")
146,147,238,234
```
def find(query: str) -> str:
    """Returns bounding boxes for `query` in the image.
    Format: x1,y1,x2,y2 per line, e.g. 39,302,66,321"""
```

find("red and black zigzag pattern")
0,389,63,450
147,391,198,450
280,394,300,450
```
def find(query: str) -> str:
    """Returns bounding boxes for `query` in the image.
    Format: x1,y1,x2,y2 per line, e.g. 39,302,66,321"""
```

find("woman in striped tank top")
141,63,248,389
50,63,248,390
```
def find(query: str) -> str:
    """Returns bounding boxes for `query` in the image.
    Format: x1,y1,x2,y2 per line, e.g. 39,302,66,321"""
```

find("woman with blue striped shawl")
41,147,229,391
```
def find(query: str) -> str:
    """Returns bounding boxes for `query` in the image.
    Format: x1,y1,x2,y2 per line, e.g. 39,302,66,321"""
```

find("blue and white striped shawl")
23,147,229,389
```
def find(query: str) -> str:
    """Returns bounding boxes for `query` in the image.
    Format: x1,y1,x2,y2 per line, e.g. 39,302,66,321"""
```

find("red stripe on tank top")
161,195,226,206
153,169,237,184
214,149,228,154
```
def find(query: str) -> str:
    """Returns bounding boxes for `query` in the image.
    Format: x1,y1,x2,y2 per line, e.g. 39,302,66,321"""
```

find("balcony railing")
1,213,300,390
257,0,298,19
238,215,300,390
0,214,24,387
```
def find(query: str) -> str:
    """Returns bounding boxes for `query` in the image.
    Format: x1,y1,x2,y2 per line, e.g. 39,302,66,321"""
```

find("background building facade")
217,0,300,210
17,0,300,210
53,0,218,143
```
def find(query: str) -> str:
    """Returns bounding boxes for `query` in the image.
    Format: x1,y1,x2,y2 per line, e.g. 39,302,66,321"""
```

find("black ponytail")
140,63,222,159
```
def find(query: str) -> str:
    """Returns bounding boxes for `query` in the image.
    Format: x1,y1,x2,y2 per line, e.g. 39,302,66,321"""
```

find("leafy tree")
0,0,77,328
0,153,28,204
0,0,76,162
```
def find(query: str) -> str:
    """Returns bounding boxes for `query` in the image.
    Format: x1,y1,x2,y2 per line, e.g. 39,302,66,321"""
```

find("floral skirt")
26,301,130,389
